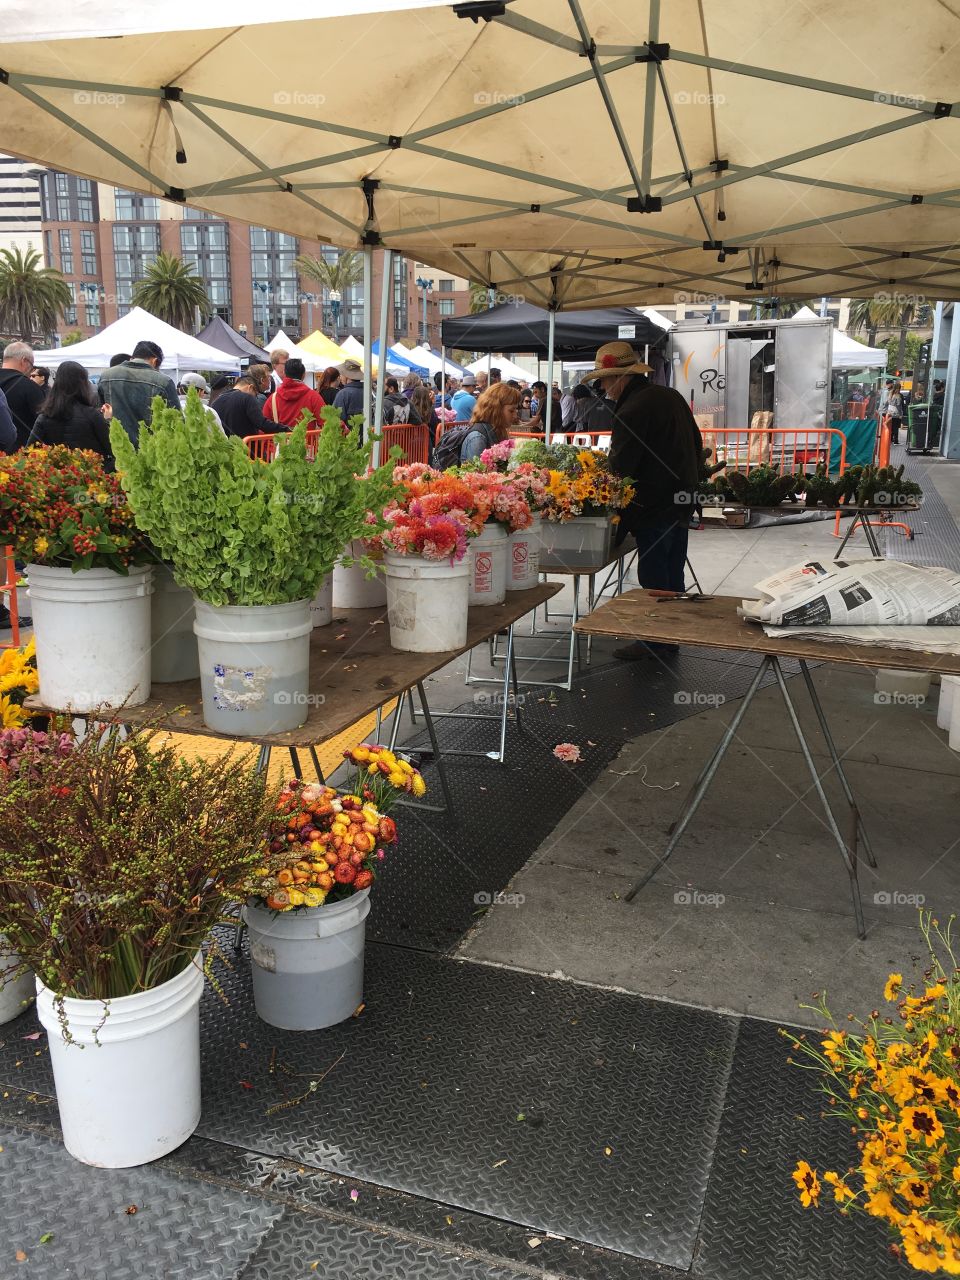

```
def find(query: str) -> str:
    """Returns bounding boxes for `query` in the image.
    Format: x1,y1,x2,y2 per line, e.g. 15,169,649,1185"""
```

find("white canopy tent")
465,355,533,383
789,306,888,370
32,306,241,375
265,329,327,375
4,1,960,309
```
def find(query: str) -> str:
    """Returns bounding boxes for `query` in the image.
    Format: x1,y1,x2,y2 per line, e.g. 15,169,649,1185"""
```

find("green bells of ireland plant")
110,393,399,607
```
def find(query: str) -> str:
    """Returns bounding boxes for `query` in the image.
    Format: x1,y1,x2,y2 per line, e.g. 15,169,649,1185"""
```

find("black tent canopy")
440,302,668,358
195,315,270,363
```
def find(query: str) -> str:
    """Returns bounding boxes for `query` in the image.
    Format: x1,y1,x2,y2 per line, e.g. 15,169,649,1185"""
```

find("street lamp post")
253,281,270,345
300,292,317,336
329,289,342,342
415,276,433,345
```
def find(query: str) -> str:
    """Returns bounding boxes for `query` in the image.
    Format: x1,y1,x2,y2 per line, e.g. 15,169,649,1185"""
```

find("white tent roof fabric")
789,305,888,370
465,355,533,382
4,3,960,305
32,306,242,372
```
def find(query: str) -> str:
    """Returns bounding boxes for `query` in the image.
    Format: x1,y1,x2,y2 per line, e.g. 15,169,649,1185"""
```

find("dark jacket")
96,358,180,446
381,392,422,426
608,377,702,532
263,378,329,430
0,367,45,449
0,388,16,454
333,380,368,429
217,389,269,439
28,403,115,470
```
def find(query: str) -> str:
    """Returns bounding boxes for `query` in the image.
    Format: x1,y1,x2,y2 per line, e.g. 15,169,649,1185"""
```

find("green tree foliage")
0,247,72,342
130,252,212,330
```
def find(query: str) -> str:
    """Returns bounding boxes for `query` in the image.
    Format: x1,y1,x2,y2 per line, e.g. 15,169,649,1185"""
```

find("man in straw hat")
582,341,702,661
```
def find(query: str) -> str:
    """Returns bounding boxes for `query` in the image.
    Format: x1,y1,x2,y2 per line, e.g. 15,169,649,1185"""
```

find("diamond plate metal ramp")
693,1017,903,1280
0,1121,282,1280
193,943,737,1269
368,655,778,952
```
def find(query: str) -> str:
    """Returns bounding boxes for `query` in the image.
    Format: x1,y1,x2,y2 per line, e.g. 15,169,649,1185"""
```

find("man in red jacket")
262,357,329,430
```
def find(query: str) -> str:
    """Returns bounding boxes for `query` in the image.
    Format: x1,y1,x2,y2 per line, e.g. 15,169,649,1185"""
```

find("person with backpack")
381,376,422,426
433,382,520,469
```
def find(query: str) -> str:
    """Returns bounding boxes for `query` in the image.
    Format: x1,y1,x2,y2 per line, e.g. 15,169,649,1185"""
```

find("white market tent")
405,345,467,380
4,1,960,309
466,355,533,383
265,329,327,374
790,306,888,370
33,306,241,374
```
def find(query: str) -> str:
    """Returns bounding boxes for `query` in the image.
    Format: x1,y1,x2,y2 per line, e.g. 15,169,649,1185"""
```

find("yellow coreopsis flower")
792,1160,820,1208
884,973,903,1001
823,1171,855,1203
821,1029,846,1065
900,1105,945,1148
900,1219,948,1273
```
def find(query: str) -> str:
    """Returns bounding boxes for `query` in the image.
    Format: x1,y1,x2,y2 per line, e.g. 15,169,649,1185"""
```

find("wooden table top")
574,590,960,674
27,582,561,747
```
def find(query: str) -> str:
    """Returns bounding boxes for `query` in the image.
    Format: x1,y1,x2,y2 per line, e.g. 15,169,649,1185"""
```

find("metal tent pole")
544,307,556,444
362,244,373,447
372,248,393,469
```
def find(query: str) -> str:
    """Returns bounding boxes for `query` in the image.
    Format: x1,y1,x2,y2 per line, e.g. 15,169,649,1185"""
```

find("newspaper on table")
739,559,960,655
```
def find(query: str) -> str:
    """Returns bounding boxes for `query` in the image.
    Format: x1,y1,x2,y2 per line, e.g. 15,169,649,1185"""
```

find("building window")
115,189,160,220
63,282,77,326
76,179,94,222
82,287,100,328
438,298,456,316
438,279,455,292
46,172,98,223
250,227,300,337
44,230,54,268
80,229,97,275
58,229,74,274
180,221,231,320
112,223,160,315
182,206,218,220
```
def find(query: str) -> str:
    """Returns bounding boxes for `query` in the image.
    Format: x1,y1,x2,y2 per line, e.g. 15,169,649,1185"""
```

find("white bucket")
0,936,34,1026
35,955,204,1167
507,515,541,592
310,574,333,629
193,597,312,736
333,541,386,610
874,669,932,702
950,691,960,753
467,522,509,606
151,563,199,683
244,891,370,1030
539,515,613,566
383,552,470,653
937,676,959,730
26,564,153,712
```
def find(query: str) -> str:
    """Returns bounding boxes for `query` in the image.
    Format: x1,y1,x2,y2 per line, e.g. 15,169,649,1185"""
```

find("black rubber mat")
367,655,780,952
693,1018,903,1280
882,449,960,568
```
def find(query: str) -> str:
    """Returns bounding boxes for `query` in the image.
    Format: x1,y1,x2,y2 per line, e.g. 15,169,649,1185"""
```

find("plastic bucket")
937,675,959,730
333,541,386,610
874,669,932,702
27,564,153,712
539,515,613,566
151,563,200,683
383,552,470,653
467,522,509,606
0,936,34,1026
310,574,333,629
35,955,204,1167
193,597,312,736
507,515,541,592
244,891,371,1030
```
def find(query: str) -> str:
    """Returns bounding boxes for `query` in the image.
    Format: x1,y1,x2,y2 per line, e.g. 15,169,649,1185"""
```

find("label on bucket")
511,541,529,580
212,662,270,712
474,552,493,594
250,940,277,972
390,587,417,631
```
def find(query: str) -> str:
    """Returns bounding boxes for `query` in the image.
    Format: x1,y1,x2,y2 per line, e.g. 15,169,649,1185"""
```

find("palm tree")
847,298,928,373
0,247,72,342
131,252,212,330
295,250,364,339
469,282,492,314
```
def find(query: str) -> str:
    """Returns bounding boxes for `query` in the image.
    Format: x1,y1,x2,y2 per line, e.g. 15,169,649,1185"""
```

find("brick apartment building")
37,171,472,349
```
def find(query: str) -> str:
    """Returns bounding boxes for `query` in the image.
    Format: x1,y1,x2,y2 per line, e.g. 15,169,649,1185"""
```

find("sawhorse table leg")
624,655,869,939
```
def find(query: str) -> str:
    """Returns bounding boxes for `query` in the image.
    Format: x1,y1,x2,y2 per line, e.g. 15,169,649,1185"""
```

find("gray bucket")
244,890,371,1030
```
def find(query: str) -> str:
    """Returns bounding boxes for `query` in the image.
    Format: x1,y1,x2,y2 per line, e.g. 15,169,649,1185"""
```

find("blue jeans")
632,523,689,593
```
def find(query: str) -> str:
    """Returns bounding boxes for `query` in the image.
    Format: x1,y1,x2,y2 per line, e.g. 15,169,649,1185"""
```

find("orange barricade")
845,401,868,419
1,546,20,649
704,426,848,478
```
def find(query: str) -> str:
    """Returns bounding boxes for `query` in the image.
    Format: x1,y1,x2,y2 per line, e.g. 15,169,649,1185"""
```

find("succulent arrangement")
702,461,923,510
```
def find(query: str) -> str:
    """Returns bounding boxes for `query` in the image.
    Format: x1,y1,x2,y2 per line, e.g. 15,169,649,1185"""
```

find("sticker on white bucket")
211,663,270,712
474,552,494,594
511,540,529,579
250,940,277,972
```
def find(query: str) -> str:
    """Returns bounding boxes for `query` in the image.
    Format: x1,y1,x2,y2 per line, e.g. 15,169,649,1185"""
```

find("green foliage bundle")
0,724,278,1002
111,394,399,606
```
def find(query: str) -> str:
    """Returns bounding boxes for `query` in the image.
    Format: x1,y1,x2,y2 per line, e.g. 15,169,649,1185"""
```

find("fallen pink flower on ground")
553,743,582,763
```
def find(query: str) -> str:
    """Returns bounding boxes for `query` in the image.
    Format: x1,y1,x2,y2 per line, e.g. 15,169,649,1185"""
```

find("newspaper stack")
740,559,960,654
